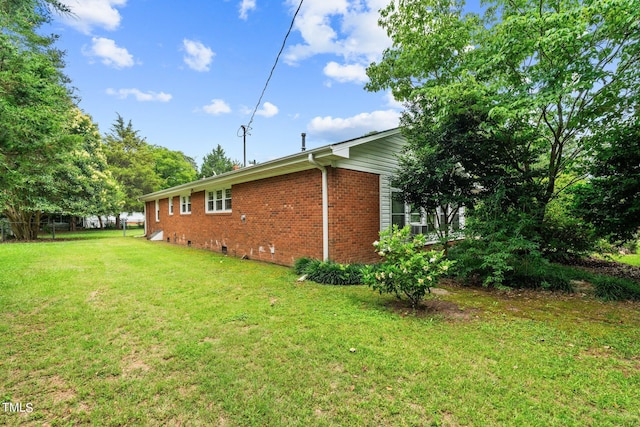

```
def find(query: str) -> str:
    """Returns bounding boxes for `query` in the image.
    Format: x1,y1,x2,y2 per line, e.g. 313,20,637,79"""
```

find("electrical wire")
241,0,305,135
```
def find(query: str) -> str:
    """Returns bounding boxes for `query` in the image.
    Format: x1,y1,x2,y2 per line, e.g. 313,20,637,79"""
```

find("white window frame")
391,190,406,228
391,190,464,242
155,199,160,222
206,187,232,213
168,197,174,215
180,194,191,214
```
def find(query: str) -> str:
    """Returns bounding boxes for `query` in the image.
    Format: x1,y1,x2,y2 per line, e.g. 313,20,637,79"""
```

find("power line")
243,0,305,133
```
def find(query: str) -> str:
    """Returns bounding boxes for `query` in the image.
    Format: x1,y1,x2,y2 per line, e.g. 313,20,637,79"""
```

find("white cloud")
307,109,400,140
59,0,127,34
106,88,172,102
385,91,404,109
255,102,279,118
284,0,391,66
183,39,215,72
84,37,134,68
203,99,232,115
239,0,256,20
323,61,368,84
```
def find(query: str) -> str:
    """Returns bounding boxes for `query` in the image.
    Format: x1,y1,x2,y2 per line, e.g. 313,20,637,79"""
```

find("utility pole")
240,125,247,167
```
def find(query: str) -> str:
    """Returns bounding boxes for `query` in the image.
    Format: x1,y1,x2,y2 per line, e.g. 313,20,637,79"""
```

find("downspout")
142,201,147,237
308,153,329,261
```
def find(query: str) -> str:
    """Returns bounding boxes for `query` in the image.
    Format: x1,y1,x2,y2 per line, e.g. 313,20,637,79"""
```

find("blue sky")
48,1,466,166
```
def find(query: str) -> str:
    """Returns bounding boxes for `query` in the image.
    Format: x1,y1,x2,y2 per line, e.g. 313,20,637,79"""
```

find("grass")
37,228,146,240
616,253,640,267
1,232,639,426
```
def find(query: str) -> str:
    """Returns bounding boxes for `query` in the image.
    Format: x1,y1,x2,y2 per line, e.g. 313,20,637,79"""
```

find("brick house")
140,128,413,266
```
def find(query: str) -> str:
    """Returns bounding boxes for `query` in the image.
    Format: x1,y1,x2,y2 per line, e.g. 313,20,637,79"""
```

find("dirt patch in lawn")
387,297,477,321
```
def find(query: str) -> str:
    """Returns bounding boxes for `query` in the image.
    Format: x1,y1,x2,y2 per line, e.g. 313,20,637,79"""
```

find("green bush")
622,240,638,254
506,261,574,292
448,236,541,289
591,276,640,301
293,258,365,285
362,225,454,308
293,257,314,275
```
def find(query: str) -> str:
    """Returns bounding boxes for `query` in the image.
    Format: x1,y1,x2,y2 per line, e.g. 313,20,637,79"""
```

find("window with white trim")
391,192,406,227
180,195,191,214
168,197,174,215
206,187,232,212
155,199,160,222
391,191,464,239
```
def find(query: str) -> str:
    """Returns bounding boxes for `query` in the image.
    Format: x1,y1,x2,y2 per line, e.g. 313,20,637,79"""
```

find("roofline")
139,127,401,202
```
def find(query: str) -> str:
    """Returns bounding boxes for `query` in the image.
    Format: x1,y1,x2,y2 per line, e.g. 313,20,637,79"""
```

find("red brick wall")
327,168,380,264
146,167,380,266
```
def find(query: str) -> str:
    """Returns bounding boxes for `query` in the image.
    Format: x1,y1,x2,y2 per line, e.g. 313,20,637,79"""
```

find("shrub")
622,240,638,254
293,258,364,285
362,225,454,308
507,261,574,292
447,236,541,289
591,276,640,301
293,257,314,275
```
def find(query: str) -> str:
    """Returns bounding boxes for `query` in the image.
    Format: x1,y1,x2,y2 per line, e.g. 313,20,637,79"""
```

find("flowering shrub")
362,225,454,308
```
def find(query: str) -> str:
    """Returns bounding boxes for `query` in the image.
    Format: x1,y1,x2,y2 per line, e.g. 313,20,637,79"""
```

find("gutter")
308,153,329,261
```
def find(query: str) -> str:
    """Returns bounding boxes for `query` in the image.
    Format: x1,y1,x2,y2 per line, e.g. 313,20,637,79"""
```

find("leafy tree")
103,114,200,221
199,144,238,178
0,0,75,239
366,0,640,282
392,101,478,251
102,114,162,214
572,118,640,243
54,110,123,225
152,146,197,188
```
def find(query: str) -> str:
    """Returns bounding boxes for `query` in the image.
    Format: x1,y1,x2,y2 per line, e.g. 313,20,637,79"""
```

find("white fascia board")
331,146,350,158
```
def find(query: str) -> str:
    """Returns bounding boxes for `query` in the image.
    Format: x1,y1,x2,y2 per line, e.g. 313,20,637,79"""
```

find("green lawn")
1,234,639,426
616,253,640,267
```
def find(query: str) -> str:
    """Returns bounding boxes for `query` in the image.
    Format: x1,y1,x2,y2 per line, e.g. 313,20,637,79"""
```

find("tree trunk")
4,206,41,240
115,215,120,230
98,215,103,229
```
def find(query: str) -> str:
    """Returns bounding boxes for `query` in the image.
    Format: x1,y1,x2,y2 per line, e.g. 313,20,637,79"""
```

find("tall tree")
102,114,162,214
366,0,640,273
0,0,75,239
572,117,640,243
152,146,197,188
392,101,477,250
199,144,238,178
54,109,123,225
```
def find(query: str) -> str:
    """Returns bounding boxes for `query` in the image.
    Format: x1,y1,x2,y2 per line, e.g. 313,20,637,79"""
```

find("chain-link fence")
0,219,80,241
0,217,144,241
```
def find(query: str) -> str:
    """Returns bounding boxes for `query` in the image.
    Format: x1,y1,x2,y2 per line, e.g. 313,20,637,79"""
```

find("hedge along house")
140,128,462,266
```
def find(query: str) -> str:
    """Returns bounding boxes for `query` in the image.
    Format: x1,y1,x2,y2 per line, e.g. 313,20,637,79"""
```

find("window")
391,191,464,239
180,195,191,214
391,191,406,227
206,187,232,212
225,188,232,210
155,200,160,222
409,204,432,235
450,210,461,231
168,197,174,215
410,207,462,236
